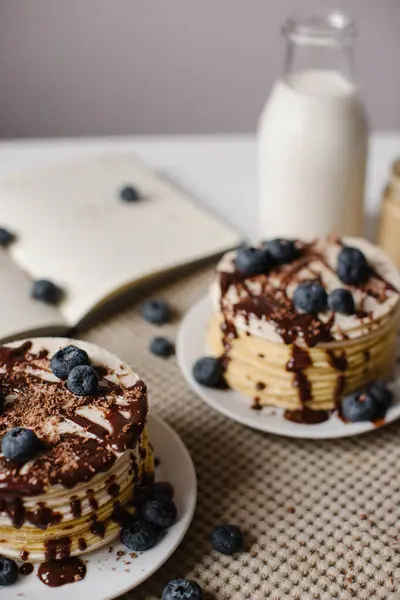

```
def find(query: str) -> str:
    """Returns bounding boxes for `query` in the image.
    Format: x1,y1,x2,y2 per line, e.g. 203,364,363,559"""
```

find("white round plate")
7,415,197,600
177,295,400,440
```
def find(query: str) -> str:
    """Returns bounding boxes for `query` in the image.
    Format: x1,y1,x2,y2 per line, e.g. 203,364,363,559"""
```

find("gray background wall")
1,0,399,138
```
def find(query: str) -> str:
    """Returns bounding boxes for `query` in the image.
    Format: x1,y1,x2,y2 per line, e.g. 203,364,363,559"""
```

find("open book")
0,154,239,341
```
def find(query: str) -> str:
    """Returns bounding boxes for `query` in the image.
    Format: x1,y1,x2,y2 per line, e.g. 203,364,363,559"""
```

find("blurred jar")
377,160,400,266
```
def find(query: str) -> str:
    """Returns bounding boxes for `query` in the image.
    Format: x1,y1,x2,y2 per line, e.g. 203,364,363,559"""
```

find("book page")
0,155,239,325
0,250,66,341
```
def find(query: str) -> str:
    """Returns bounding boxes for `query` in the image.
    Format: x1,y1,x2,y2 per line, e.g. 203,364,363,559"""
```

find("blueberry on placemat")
0,228,16,247
293,282,327,314
142,497,177,528
67,365,99,396
162,579,203,600
337,246,369,285
267,238,299,265
2,427,41,464
119,185,140,202
141,299,172,325
149,337,175,358
192,356,224,388
211,524,243,555
120,518,158,551
328,288,355,315
50,345,90,380
148,481,174,500
341,381,392,422
32,280,63,305
0,556,18,586
235,245,271,276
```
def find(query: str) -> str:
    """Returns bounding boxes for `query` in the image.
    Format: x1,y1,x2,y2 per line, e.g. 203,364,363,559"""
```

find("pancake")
0,338,154,562
209,237,400,416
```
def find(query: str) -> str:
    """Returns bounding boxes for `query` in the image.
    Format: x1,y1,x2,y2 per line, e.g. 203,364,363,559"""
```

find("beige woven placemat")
80,263,400,600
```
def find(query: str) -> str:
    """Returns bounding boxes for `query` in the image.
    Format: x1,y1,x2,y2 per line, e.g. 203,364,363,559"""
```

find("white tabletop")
0,133,399,241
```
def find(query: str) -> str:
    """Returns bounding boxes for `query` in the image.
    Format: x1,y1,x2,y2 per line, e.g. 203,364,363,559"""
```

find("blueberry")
192,356,224,388
0,228,15,247
148,481,174,500
235,245,271,276
32,280,63,304
293,282,327,314
2,427,41,464
141,299,172,325
119,185,140,202
340,383,391,422
120,517,158,551
149,337,175,358
337,246,369,285
0,556,18,585
328,288,355,315
50,345,90,380
142,497,177,528
162,578,203,600
367,381,393,415
67,365,99,396
267,239,299,265
211,524,243,555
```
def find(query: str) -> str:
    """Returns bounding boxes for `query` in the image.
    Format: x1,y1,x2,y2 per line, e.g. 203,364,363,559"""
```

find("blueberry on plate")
119,185,140,202
149,337,175,358
141,299,172,325
148,481,174,501
340,381,392,422
293,282,327,314
32,280,63,305
50,345,90,380
192,356,224,388
162,578,203,600
337,246,369,285
235,245,271,276
67,365,99,396
0,556,18,585
367,381,393,415
2,427,41,464
142,497,177,528
267,238,299,265
328,288,355,315
121,517,157,551
211,524,243,555
0,228,16,247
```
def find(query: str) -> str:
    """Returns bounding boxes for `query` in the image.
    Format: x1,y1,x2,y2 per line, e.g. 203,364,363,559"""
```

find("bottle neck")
283,39,355,81
282,10,357,83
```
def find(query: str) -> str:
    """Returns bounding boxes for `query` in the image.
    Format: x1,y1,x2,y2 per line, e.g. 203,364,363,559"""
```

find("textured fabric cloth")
80,263,400,600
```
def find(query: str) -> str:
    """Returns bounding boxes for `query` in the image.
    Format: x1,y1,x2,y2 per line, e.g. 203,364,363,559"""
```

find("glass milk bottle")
258,10,369,239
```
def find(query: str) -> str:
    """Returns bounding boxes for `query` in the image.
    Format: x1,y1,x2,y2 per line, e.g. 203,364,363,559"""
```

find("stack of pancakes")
0,338,154,562
208,237,400,413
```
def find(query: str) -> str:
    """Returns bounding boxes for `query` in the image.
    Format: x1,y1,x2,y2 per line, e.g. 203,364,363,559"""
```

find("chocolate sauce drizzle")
0,341,149,529
20,562,34,576
90,516,105,538
38,557,86,587
44,536,72,560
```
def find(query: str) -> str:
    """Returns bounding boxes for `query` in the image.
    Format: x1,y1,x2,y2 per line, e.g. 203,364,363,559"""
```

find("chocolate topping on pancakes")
0,342,148,496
